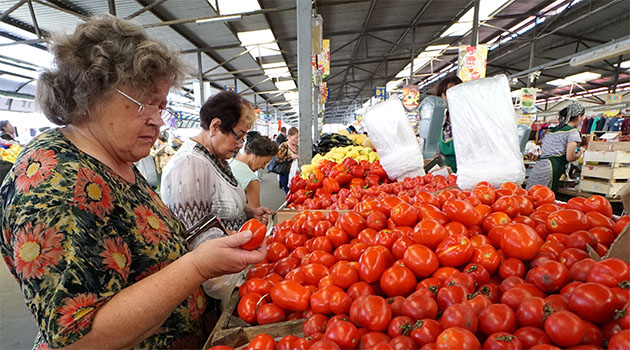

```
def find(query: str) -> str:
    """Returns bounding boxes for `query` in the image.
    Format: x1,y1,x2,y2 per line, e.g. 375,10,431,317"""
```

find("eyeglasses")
112,87,172,120
230,129,246,143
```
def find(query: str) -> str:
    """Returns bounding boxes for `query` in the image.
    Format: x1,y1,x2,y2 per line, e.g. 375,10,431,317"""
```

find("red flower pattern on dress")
99,237,131,281
14,148,58,193
149,190,172,218
74,168,114,217
135,261,171,281
35,342,50,350
187,288,207,321
135,205,171,244
56,293,100,335
13,223,64,280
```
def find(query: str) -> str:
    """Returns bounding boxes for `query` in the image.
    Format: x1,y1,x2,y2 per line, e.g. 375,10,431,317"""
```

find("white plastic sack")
446,75,525,190
188,227,244,302
364,99,425,180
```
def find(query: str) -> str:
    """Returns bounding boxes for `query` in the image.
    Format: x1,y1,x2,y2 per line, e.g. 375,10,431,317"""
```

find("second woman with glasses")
161,91,273,231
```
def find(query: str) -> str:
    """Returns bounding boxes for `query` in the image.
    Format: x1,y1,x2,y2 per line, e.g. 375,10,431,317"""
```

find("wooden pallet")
203,289,305,349
583,150,630,164
581,164,630,180
579,178,628,197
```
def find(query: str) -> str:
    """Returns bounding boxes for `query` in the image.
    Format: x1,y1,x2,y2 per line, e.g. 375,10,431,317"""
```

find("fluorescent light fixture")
214,0,261,15
265,67,291,78
237,29,281,58
196,14,242,24
620,60,630,69
440,0,514,38
284,92,298,101
569,37,630,67
547,72,601,86
262,62,287,69
275,80,296,91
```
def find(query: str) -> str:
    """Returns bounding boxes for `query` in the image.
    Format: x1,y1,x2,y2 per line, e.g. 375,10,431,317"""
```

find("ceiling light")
196,14,242,24
214,0,261,15
238,29,281,58
262,62,287,69
569,36,630,67
620,60,630,69
275,80,296,91
265,67,291,78
547,72,601,86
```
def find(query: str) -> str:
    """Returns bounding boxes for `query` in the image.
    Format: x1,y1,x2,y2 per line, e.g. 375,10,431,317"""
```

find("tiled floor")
0,170,287,349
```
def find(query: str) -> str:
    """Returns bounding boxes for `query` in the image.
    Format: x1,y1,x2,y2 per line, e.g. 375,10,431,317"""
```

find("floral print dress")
0,129,205,350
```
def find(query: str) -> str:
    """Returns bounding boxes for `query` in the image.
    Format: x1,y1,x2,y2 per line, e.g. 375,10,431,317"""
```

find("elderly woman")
0,16,265,350
230,134,278,207
527,102,586,193
161,91,273,231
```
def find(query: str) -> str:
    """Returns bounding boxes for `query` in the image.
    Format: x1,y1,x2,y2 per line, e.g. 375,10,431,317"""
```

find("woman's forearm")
59,253,205,350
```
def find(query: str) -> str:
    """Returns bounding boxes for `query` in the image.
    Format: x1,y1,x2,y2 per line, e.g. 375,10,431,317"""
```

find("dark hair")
435,75,463,97
245,135,278,157
0,120,10,131
348,125,357,133
280,127,287,133
199,91,255,132
158,133,168,142
288,127,298,137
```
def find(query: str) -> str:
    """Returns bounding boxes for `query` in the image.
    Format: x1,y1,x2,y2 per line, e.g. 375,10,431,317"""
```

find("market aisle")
1,263,37,350
259,170,288,211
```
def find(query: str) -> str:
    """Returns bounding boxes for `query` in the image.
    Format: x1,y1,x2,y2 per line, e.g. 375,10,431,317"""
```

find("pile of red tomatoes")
213,182,630,350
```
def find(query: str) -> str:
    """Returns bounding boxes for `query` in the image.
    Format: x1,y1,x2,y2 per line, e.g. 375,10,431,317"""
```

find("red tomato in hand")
240,219,267,250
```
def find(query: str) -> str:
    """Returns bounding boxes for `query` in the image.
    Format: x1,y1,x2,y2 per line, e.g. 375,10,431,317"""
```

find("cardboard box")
587,184,630,263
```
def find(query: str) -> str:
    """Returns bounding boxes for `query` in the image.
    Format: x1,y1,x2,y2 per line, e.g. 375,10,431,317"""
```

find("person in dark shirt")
276,126,287,145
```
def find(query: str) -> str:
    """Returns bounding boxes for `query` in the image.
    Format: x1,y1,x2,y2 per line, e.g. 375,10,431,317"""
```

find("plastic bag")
288,159,299,184
188,227,244,302
446,75,525,190
363,99,425,180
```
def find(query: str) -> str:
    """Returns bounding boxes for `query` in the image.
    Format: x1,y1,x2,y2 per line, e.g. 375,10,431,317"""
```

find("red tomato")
470,246,501,275
404,244,439,279
493,196,520,218
246,334,275,350
389,335,417,350
358,245,394,284
388,295,406,317
324,320,360,349
581,320,604,347
240,278,273,298
614,216,630,236
270,280,311,311
347,281,374,300
463,263,490,287
387,316,415,338
435,327,480,350
436,285,468,311
531,260,570,293
391,202,419,227
443,200,481,227
608,329,630,350
587,258,630,287
366,210,388,231
340,211,368,237
499,258,526,280
329,290,352,315
472,184,497,205
500,224,543,261
568,282,616,324
359,332,391,349
444,271,476,293
516,297,546,328
256,303,285,325
375,229,400,250
483,332,523,350
411,319,442,347
208,346,234,350
239,219,267,250
402,292,438,321
357,295,393,332
569,258,596,282
303,313,329,336
310,340,340,350
310,285,342,315
238,292,265,324
277,335,298,350
466,293,493,315
566,197,588,212
483,212,512,233
445,221,469,237
546,209,588,234
514,327,552,349
326,226,349,248
435,235,473,267
528,185,556,206
584,195,613,217
330,261,359,289
558,248,588,269
544,310,584,348
565,230,598,250
392,235,415,261
440,304,478,333
413,220,448,249
380,263,417,297
266,242,289,262
478,303,517,336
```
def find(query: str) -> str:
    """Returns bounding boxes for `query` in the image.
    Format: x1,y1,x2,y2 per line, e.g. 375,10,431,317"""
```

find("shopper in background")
153,132,175,179
230,134,278,207
0,16,265,350
527,102,586,193
276,126,287,145
0,120,17,144
436,75,463,173
276,127,299,193
161,91,273,230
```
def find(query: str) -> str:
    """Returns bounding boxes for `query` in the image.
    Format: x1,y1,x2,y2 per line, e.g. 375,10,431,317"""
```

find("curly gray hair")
36,15,189,126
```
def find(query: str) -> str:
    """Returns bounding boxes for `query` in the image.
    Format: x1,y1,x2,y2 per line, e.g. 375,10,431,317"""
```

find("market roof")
0,0,628,125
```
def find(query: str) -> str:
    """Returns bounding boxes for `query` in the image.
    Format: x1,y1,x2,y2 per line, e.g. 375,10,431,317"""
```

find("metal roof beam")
31,0,90,21
26,0,41,39
125,0,169,20
0,0,27,22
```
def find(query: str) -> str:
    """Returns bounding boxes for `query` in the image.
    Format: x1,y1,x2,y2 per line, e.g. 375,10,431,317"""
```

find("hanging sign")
406,110,420,135
402,85,420,111
457,45,488,82
604,93,622,117
224,84,236,93
319,82,328,103
520,87,537,114
374,87,386,101
312,39,330,79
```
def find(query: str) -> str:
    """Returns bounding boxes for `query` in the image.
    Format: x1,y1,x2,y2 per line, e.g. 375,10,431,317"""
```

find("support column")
471,0,480,46
297,0,313,165
108,0,116,16
197,51,204,105
313,83,319,143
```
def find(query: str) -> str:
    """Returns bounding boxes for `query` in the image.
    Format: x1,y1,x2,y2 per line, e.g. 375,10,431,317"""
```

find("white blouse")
160,139,248,231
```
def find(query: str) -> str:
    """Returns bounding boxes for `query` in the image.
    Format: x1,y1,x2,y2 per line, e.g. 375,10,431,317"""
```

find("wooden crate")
581,164,630,180
579,178,628,197
587,141,630,152
203,289,305,349
583,150,630,164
